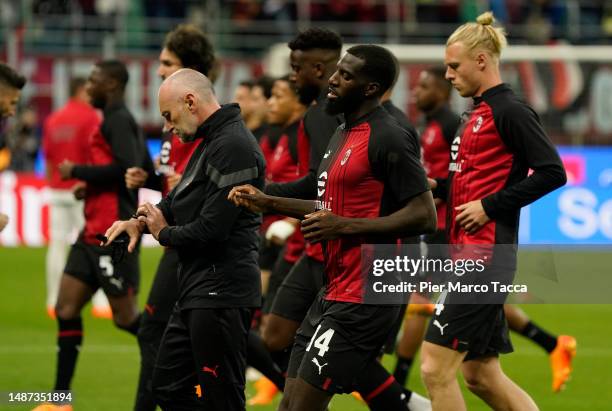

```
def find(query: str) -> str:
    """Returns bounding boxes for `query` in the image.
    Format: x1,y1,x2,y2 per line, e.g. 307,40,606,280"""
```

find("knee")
420,355,455,390
113,312,138,330
463,369,494,397
54,301,79,320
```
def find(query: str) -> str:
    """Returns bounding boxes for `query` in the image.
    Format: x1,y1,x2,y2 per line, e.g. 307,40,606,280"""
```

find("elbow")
415,203,437,235
555,166,567,189
422,211,437,235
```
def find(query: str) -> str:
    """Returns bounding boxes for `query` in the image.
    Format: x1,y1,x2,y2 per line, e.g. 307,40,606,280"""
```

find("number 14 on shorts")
306,324,335,357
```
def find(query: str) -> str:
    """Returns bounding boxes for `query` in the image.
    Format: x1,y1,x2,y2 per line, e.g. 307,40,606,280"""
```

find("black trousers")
152,306,252,411
135,248,180,411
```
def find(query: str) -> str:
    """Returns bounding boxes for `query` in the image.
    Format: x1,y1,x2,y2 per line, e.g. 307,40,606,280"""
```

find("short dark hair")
69,77,87,97
425,65,452,95
346,45,397,97
239,80,254,89
288,28,342,53
96,60,129,90
164,24,216,76
254,75,275,99
0,63,26,89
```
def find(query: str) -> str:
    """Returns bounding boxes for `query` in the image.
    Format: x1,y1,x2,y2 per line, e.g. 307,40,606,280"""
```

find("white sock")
408,391,432,411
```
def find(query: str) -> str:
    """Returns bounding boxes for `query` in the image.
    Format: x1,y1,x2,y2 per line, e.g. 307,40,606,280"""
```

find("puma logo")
311,357,328,375
202,365,219,378
109,277,123,290
323,150,332,159
433,320,449,335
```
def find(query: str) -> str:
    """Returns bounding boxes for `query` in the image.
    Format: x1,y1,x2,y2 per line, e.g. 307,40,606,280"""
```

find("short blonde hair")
447,11,507,62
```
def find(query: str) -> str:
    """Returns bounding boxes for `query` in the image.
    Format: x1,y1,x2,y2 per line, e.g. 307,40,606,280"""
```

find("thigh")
63,242,100,292
55,273,94,318
424,302,513,360
188,308,252,410
294,299,400,394
262,257,294,314
97,245,140,298
152,309,198,395
145,248,180,324
270,256,324,322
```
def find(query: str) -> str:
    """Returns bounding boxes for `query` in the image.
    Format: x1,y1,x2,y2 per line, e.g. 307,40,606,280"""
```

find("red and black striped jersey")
316,106,429,303
445,83,566,247
421,105,460,231
72,102,150,245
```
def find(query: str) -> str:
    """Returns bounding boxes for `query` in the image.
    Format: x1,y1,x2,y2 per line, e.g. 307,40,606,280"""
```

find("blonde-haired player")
422,11,567,410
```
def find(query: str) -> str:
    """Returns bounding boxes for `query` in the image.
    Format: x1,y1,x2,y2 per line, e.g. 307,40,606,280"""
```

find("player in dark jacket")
104,69,265,410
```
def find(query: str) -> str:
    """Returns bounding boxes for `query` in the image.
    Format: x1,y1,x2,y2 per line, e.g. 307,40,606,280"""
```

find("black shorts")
259,234,282,271
269,255,325,322
262,256,294,314
288,292,401,394
64,240,139,297
424,302,513,361
143,247,180,324
152,306,252,410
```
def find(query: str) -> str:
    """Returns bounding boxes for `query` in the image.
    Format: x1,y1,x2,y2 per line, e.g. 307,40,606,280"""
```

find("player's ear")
184,93,196,112
364,82,380,98
313,61,325,79
475,51,488,70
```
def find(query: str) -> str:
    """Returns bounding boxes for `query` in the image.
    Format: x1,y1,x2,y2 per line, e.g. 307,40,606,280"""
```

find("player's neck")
474,71,503,97
344,99,380,126
104,93,124,110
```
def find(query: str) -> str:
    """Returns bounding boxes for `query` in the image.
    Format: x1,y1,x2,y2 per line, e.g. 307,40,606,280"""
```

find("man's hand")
103,219,145,252
136,202,169,240
301,209,349,243
227,184,270,213
166,172,182,191
455,200,490,234
73,182,87,200
125,167,149,189
0,212,9,232
427,177,437,190
58,160,75,180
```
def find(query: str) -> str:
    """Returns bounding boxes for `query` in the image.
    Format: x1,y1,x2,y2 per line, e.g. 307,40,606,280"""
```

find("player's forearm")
481,164,566,219
264,172,317,199
267,196,317,220
72,164,123,184
342,192,437,237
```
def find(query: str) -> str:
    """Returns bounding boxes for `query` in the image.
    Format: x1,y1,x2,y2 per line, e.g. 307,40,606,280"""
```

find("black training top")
157,104,266,309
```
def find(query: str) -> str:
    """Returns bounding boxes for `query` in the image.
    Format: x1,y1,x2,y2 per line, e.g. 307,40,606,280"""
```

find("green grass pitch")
1,246,610,410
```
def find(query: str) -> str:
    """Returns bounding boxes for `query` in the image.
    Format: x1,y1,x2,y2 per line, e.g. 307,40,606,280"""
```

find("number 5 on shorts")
305,324,335,357
99,255,114,277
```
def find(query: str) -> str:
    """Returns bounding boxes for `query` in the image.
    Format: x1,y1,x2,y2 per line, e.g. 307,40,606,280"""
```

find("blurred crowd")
0,0,608,48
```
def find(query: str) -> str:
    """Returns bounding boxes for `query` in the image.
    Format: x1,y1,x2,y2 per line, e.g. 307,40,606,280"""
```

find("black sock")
355,361,411,410
54,317,83,391
247,330,285,391
393,355,414,387
119,314,141,337
521,321,558,353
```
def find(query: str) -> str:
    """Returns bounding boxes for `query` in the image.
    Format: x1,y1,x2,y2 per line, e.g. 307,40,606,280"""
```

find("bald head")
159,68,215,103
158,68,220,142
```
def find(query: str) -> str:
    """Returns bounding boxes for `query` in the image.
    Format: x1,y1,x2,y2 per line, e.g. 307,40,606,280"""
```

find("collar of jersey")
342,105,383,130
473,83,511,106
194,103,241,140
